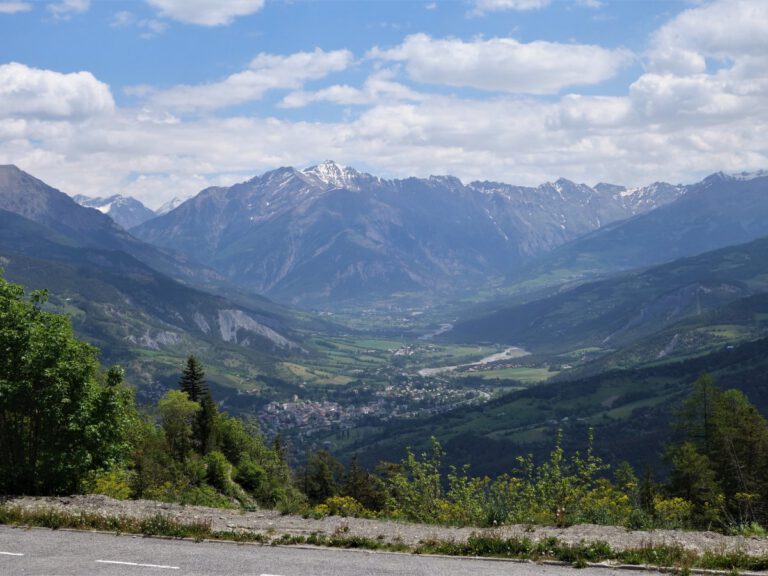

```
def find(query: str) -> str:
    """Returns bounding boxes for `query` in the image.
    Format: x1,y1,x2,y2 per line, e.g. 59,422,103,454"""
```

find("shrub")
89,468,132,500
205,451,233,494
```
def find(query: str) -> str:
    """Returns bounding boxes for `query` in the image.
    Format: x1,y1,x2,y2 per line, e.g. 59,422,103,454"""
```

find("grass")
474,367,556,383
3,503,768,572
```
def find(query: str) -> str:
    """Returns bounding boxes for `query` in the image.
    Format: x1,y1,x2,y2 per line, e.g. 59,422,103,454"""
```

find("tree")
667,442,722,528
179,355,216,454
0,274,135,494
670,374,768,526
302,449,345,504
158,390,200,461
344,455,386,511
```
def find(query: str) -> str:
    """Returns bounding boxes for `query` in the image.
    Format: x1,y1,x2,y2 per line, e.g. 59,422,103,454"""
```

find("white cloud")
47,0,89,18
280,70,424,108
145,0,264,26
370,33,632,94
470,0,550,15
0,62,114,119
630,73,746,123
626,0,768,131
0,2,31,14
557,95,631,129
149,49,353,111
111,10,168,37
648,0,768,74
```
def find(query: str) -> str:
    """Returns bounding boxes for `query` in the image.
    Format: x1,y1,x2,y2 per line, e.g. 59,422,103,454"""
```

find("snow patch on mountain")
303,160,364,190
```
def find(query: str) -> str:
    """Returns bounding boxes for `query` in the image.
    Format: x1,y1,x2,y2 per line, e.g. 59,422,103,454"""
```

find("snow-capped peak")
302,160,361,189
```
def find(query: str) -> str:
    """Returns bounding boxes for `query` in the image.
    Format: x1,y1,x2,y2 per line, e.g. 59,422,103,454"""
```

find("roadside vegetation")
2,272,768,542
3,504,768,573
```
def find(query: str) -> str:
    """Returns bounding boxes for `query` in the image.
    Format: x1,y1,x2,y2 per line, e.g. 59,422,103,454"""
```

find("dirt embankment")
6,495,768,556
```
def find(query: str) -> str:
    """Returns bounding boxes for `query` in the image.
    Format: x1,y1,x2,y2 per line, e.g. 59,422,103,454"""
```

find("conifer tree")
178,355,217,454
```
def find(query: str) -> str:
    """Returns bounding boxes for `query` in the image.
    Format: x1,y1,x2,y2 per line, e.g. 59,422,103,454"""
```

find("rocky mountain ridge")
132,161,687,306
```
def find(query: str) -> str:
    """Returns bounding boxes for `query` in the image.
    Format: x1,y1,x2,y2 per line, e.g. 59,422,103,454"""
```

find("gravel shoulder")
6,495,768,556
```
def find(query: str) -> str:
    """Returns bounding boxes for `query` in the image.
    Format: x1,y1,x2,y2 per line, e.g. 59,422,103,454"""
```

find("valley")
2,162,768,475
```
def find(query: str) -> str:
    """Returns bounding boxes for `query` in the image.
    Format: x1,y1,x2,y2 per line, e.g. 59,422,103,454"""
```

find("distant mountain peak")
302,160,363,189
73,193,156,229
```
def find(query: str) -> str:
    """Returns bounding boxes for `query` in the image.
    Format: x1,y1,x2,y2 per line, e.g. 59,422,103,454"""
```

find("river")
417,346,530,377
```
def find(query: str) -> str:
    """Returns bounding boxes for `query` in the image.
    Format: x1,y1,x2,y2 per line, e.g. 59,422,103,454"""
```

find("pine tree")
178,355,216,454
180,355,208,403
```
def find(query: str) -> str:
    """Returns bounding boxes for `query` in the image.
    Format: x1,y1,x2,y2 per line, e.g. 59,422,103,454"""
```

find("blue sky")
1,0,766,207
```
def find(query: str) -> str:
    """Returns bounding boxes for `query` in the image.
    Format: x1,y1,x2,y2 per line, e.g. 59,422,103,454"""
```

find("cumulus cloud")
648,0,768,74
149,49,353,111
0,2,31,14
628,0,768,131
0,62,114,119
145,0,264,26
369,34,632,94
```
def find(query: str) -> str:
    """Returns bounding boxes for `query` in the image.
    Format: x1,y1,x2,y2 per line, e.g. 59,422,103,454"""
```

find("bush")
235,458,267,493
313,496,374,519
205,451,232,495
89,468,132,500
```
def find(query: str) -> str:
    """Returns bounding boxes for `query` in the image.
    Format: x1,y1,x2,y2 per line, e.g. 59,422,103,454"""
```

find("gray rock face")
132,161,684,306
217,309,302,351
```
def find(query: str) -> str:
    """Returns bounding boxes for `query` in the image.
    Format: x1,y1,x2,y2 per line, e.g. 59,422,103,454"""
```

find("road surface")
0,525,661,576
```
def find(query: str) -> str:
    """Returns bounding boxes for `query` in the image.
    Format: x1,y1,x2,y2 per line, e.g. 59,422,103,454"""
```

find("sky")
0,0,766,208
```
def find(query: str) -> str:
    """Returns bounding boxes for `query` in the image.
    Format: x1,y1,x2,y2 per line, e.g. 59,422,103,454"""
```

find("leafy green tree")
0,274,135,494
158,390,200,461
129,417,182,498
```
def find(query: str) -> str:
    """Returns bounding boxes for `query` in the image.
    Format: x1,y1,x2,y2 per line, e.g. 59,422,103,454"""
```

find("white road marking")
0,551,24,556
96,559,180,570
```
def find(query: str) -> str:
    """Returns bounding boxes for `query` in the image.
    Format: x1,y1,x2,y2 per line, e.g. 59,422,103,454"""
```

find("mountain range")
501,171,768,296
132,161,686,307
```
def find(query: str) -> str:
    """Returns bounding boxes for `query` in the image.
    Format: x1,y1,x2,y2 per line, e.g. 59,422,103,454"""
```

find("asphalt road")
0,526,662,576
